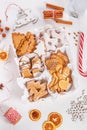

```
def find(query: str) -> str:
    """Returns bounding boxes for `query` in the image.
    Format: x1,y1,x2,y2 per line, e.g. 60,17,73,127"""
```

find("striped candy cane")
78,32,87,77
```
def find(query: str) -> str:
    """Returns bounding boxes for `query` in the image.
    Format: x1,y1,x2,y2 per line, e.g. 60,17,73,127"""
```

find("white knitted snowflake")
67,90,87,121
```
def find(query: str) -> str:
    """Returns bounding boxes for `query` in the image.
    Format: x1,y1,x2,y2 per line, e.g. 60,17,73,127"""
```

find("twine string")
5,3,24,21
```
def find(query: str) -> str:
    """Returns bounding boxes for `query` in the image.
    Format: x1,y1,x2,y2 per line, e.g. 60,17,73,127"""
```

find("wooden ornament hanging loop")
5,3,24,21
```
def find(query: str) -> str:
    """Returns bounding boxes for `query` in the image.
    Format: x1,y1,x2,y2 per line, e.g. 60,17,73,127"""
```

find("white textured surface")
0,0,87,130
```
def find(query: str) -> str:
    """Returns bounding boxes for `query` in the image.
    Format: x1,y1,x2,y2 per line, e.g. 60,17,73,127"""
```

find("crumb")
73,32,79,37
68,32,71,35
73,36,76,39
73,32,76,35
76,34,78,37
78,32,80,34
48,42,52,45
0,20,2,23
75,43,77,46
75,40,78,42
55,30,60,34
63,27,65,29
58,38,61,43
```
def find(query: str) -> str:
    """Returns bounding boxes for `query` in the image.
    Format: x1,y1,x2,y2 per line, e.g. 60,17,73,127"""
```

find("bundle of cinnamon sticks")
43,10,63,19
43,3,72,25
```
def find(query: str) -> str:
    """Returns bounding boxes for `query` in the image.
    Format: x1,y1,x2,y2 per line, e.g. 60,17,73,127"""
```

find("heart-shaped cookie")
59,78,70,90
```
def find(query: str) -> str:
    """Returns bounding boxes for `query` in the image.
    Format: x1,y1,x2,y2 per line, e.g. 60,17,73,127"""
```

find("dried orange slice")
0,51,8,61
29,109,41,121
42,121,56,130
48,112,63,128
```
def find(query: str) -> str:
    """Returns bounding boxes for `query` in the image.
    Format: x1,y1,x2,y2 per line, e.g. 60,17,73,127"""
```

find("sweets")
29,109,41,121
12,33,25,49
45,51,72,92
26,80,48,102
14,26,73,102
19,54,44,78
37,26,67,52
24,51,72,102
12,32,37,57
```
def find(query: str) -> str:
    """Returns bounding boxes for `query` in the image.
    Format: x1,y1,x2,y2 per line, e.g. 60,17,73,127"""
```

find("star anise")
0,83,4,89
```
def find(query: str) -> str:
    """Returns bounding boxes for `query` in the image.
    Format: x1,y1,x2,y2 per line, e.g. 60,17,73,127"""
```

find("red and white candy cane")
78,32,87,77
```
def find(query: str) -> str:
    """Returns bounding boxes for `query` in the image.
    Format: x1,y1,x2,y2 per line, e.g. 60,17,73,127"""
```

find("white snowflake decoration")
67,90,87,121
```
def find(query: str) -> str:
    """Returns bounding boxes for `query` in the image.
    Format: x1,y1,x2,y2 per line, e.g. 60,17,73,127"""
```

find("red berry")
0,27,3,32
5,26,10,31
2,33,6,38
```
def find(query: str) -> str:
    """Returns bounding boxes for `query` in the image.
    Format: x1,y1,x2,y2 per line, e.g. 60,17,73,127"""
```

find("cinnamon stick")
43,10,63,19
46,3,64,11
55,19,73,25
44,15,63,19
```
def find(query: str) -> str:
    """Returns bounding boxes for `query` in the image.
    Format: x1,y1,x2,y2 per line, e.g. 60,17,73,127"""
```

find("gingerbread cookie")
26,80,48,102
12,32,37,57
19,54,44,78
45,51,72,92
